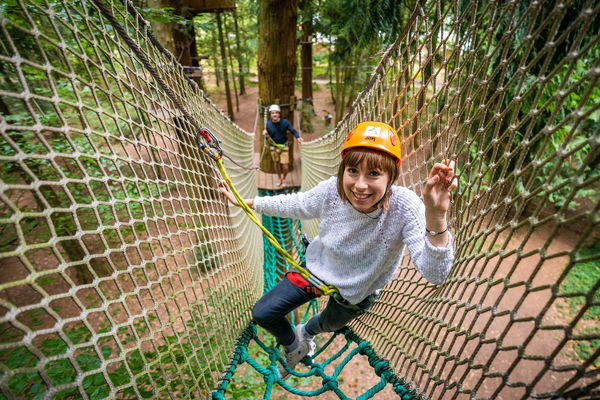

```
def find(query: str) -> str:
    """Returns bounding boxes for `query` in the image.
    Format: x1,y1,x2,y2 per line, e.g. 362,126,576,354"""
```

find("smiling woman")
338,149,395,214
342,158,390,214
336,121,402,213
219,120,456,378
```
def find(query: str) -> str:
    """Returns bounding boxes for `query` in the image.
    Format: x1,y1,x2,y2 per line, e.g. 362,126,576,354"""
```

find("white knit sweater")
253,177,454,304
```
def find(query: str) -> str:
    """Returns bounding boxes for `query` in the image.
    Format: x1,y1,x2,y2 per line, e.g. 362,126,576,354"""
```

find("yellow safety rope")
218,160,339,297
198,135,340,298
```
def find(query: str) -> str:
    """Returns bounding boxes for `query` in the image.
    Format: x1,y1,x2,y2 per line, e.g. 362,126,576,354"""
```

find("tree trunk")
258,0,298,172
224,13,239,112
233,9,246,95
172,0,192,66
211,31,221,87
147,0,175,54
346,49,360,108
300,0,313,106
334,64,347,124
216,12,234,120
189,17,205,91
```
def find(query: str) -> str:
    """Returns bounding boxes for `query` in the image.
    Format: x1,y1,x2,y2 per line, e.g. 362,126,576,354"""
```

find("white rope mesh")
1,1,262,398
300,1,600,398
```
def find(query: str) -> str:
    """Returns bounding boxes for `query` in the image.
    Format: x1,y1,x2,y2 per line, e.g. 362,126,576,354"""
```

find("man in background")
263,104,304,186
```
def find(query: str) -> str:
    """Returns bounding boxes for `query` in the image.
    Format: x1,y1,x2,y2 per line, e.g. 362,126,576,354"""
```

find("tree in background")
258,0,299,172
233,9,246,95
299,0,317,132
318,0,412,123
216,11,235,120
192,1,257,102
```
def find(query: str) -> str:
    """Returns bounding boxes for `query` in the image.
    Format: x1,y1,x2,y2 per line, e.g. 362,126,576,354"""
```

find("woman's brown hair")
336,148,399,213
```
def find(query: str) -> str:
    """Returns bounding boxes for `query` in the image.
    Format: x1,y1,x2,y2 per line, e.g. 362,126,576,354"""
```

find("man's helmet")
268,104,281,113
341,121,402,166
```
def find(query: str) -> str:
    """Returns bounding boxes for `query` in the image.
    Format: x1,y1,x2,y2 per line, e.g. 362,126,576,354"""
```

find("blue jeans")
251,276,378,346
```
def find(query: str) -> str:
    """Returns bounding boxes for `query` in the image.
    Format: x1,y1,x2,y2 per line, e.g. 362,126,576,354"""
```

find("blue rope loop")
212,323,418,399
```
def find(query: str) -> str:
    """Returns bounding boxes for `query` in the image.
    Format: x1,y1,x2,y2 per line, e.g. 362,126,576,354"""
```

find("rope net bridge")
0,0,598,399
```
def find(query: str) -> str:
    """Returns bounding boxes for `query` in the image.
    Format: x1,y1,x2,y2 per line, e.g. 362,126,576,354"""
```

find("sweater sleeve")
399,191,454,285
284,120,300,139
253,177,334,219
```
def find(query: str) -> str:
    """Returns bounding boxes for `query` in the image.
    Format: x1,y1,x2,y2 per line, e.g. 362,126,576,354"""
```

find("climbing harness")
265,135,287,150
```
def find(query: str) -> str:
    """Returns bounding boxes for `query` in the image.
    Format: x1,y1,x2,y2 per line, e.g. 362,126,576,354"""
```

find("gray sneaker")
277,324,316,380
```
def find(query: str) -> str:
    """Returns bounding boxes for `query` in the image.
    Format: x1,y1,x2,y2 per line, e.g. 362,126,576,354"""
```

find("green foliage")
559,241,600,366
195,237,222,274
319,0,408,53
136,7,181,25
459,4,600,211
192,0,257,83
560,241,600,318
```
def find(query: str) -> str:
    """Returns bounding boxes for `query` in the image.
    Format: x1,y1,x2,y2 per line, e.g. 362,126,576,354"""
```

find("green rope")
212,323,417,399
259,188,305,293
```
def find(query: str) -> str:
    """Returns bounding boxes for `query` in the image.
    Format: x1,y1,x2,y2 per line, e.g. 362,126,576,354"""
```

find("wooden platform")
256,141,302,191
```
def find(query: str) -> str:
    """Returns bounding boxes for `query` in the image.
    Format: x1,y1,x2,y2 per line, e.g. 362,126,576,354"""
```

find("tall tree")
233,9,246,95
224,13,240,111
299,0,314,107
258,0,298,171
298,0,317,132
318,0,410,123
211,30,221,87
216,12,235,120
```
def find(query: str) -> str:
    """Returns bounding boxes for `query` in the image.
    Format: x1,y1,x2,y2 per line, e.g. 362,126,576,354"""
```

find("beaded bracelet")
426,226,449,236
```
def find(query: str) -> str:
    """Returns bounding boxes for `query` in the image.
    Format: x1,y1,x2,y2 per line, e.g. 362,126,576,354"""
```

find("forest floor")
205,74,594,399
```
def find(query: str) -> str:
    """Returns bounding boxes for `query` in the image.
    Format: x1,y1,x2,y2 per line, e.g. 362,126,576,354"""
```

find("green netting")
212,323,417,400
1,0,599,399
259,188,305,293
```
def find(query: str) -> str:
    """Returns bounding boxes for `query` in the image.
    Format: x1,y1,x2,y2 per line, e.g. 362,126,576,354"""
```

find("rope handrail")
92,0,338,297
216,158,340,298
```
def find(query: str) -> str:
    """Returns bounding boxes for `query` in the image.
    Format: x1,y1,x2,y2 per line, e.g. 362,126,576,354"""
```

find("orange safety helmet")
341,121,402,166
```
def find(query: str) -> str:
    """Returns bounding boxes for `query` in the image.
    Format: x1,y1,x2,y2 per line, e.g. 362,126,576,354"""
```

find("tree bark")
224,13,240,112
233,9,246,95
216,12,234,120
300,0,313,106
346,49,360,107
147,0,176,54
258,0,298,172
211,31,221,87
189,17,204,91
172,0,192,66
334,64,347,124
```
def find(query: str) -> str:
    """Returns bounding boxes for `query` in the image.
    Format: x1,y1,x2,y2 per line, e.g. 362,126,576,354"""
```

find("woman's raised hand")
423,160,457,214
218,181,254,208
